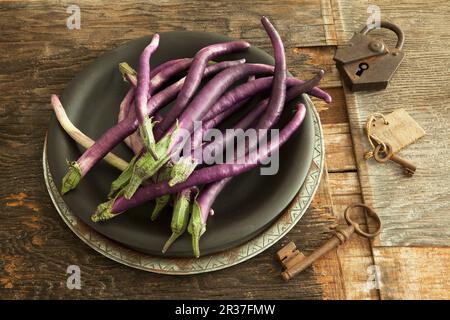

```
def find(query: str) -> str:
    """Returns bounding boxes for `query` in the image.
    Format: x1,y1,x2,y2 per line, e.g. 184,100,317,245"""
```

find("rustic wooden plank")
328,172,360,196
315,87,348,124
0,177,344,299
316,82,356,172
310,65,376,299
320,0,338,46
0,0,343,299
372,247,450,299
295,169,346,300
332,193,379,300
290,46,341,88
334,0,450,246
324,123,356,172
0,0,335,48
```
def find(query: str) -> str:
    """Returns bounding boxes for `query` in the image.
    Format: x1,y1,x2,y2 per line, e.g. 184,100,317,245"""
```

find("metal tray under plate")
43,95,324,275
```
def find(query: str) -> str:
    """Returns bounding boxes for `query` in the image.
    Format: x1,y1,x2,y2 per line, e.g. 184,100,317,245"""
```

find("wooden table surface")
0,0,448,300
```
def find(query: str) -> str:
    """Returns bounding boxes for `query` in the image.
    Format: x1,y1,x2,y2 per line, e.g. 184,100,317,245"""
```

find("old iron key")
279,204,382,281
374,143,416,175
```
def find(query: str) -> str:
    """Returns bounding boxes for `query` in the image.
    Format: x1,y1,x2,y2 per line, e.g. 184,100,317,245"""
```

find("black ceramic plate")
46,31,314,258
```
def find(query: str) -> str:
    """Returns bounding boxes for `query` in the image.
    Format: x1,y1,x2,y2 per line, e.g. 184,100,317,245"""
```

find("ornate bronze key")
277,204,382,281
374,143,416,175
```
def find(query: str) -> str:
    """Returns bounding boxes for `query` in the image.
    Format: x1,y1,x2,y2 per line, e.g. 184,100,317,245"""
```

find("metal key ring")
344,204,382,238
374,143,393,163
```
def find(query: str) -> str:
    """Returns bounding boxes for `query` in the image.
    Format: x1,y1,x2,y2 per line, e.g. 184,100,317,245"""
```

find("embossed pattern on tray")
43,95,324,275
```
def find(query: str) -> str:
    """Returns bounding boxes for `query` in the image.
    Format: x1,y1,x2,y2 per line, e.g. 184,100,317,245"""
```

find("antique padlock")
334,21,405,91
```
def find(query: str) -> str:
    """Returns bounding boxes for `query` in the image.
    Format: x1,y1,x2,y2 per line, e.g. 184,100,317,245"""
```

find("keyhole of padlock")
355,62,369,76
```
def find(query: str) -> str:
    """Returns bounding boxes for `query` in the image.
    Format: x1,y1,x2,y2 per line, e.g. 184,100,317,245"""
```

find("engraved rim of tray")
42,95,324,275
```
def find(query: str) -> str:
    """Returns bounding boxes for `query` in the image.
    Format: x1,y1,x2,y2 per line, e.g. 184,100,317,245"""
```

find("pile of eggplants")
51,17,331,257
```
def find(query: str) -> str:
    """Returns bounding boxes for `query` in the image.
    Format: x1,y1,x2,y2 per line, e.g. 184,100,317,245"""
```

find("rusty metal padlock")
334,21,405,92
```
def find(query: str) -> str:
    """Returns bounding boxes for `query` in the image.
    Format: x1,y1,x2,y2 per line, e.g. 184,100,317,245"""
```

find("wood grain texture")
290,46,341,88
0,179,342,299
328,178,379,300
0,1,348,299
372,247,450,300
323,123,356,172
316,87,349,124
333,0,450,246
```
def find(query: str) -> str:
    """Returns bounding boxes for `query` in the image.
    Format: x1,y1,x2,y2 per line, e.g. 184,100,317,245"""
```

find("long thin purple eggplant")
154,41,251,136
167,17,286,189
135,34,161,159
202,74,330,123
120,58,193,94
149,58,189,79
255,16,286,130
170,64,274,139
118,58,194,154
123,63,275,198
172,71,325,188
149,58,193,93
91,105,306,221
118,91,141,154
60,60,244,194
188,178,231,257
135,34,160,125
199,70,326,156
51,95,128,171
197,70,325,165
201,98,250,133
121,58,185,85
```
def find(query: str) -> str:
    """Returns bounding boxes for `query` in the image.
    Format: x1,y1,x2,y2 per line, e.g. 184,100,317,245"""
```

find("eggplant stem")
191,234,201,258
139,117,159,161
169,157,198,186
108,154,139,198
91,200,115,222
124,152,168,199
151,195,170,221
61,161,82,194
119,62,137,84
162,232,181,253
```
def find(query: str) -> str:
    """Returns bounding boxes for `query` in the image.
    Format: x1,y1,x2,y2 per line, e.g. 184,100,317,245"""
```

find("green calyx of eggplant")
108,154,139,198
123,125,179,199
61,161,82,195
118,62,137,82
162,190,193,253
91,190,125,222
169,156,198,187
150,166,172,221
91,199,116,222
139,117,158,160
187,200,206,258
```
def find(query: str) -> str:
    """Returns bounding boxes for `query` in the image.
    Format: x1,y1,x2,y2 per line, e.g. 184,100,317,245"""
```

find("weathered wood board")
323,123,356,172
327,176,379,300
373,247,450,299
333,0,450,246
0,1,352,299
